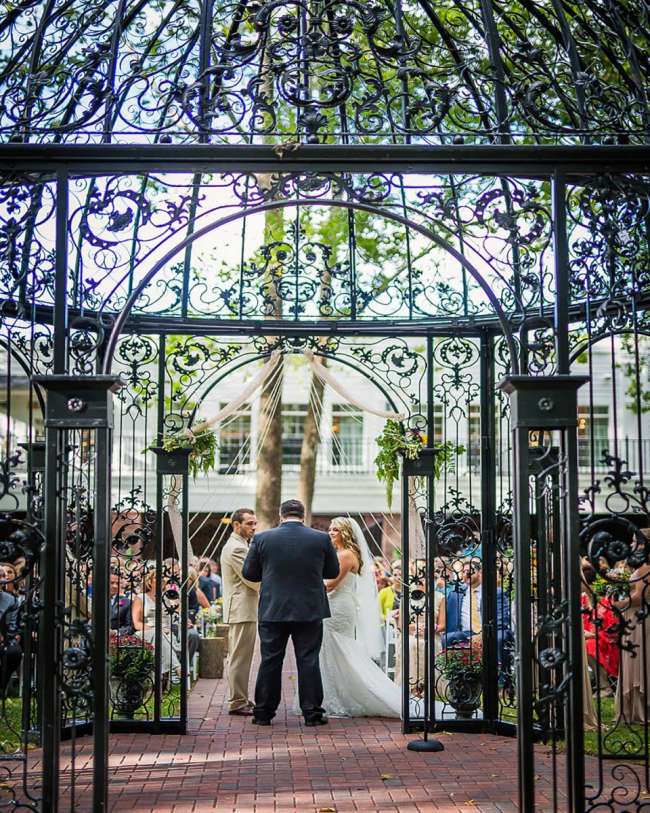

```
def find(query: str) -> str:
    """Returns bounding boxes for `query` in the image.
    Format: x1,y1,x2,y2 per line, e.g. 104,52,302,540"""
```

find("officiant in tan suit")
220,508,260,715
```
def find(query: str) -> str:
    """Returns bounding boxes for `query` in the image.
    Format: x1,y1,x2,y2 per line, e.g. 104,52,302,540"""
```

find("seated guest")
199,560,219,602
109,570,133,634
209,560,223,597
444,559,513,669
0,565,20,697
132,569,181,682
187,566,210,622
379,561,400,621
373,557,389,591
444,559,482,646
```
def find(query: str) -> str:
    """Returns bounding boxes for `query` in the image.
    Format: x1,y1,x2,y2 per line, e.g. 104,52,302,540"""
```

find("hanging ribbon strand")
302,350,405,421
166,351,283,559
190,350,282,435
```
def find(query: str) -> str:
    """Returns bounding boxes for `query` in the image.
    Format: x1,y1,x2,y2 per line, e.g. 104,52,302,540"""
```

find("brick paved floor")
45,651,591,813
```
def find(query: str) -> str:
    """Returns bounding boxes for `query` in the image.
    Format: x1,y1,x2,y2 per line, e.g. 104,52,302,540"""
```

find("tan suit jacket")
220,533,259,624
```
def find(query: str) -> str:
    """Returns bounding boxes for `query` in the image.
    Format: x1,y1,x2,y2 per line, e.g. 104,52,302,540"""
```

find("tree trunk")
297,215,334,525
255,355,284,529
254,207,284,530
298,356,327,525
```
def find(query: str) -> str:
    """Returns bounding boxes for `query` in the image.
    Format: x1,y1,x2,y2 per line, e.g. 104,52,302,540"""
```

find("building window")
219,404,251,472
413,402,444,444
468,405,480,473
433,403,444,443
578,405,609,468
331,404,363,466
282,403,307,465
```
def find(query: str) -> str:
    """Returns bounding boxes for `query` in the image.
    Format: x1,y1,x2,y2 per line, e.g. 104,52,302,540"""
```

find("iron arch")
102,198,519,375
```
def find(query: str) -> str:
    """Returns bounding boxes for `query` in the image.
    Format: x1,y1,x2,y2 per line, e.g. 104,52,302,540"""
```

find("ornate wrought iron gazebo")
1,1,650,810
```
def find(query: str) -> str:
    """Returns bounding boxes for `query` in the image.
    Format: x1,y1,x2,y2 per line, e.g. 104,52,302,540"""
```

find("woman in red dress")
581,563,619,696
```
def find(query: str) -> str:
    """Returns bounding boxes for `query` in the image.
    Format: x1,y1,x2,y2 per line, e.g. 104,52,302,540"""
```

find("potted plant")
439,640,483,718
374,418,464,507
147,421,218,478
109,632,155,719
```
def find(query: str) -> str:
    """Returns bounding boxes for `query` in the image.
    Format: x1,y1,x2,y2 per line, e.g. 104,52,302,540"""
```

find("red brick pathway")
51,657,580,812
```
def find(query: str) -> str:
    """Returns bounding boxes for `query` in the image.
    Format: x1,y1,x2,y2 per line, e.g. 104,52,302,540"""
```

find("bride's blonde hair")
331,517,364,575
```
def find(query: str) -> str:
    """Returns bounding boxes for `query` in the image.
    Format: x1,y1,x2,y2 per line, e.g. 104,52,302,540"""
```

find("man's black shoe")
251,717,271,726
304,717,328,727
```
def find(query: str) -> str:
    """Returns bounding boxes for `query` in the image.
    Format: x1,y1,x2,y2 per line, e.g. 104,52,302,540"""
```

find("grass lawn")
0,697,25,753
500,695,648,758
0,684,184,754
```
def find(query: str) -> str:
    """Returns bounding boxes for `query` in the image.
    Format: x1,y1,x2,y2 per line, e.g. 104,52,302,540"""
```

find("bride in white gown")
318,516,401,718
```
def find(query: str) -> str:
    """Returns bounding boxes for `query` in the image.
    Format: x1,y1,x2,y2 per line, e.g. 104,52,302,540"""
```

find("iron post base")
407,738,444,752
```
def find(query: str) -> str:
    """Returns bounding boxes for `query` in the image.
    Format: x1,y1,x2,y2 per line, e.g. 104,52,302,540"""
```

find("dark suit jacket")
0,592,18,638
444,584,512,647
199,574,219,602
110,594,133,632
242,522,339,622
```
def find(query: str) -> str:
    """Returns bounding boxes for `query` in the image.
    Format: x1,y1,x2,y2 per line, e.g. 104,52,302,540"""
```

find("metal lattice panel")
1,0,649,145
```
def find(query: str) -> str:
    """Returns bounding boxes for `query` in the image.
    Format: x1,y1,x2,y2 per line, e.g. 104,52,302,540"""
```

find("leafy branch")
374,418,465,507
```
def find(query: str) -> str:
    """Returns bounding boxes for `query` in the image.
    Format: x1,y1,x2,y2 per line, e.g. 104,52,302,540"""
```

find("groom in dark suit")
242,499,339,726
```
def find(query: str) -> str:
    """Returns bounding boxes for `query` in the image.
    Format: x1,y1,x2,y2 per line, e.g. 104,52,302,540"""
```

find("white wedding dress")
319,571,401,718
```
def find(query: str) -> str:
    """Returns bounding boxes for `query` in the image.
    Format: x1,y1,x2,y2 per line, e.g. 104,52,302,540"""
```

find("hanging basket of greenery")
374,419,465,508
375,420,424,508
147,422,218,479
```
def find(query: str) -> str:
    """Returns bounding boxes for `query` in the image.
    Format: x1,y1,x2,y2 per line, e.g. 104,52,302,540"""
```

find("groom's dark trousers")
242,520,339,723
256,621,324,722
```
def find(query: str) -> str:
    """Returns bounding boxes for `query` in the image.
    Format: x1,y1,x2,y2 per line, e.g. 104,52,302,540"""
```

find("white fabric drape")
166,349,405,556
303,350,404,421
408,492,426,560
166,351,282,555
191,350,281,435
167,476,183,558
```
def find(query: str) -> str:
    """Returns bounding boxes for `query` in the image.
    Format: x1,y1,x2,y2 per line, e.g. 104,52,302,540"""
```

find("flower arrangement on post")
374,418,465,507
147,419,218,479
199,600,224,637
439,640,483,718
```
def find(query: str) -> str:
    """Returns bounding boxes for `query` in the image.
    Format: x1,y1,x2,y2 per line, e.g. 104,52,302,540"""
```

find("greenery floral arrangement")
592,569,631,600
439,641,483,681
109,632,154,682
149,421,218,479
199,600,224,636
374,418,465,507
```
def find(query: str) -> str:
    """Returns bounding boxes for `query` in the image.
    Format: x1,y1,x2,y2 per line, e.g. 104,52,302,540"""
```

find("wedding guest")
187,566,210,622
220,508,260,715
614,534,650,723
0,564,20,697
445,559,513,668
374,557,390,591
433,580,446,657
109,570,133,634
199,560,219,602
160,562,201,663
0,564,18,599
581,563,618,695
378,561,400,621
433,557,447,592
444,558,483,646
132,569,182,683
209,560,223,596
